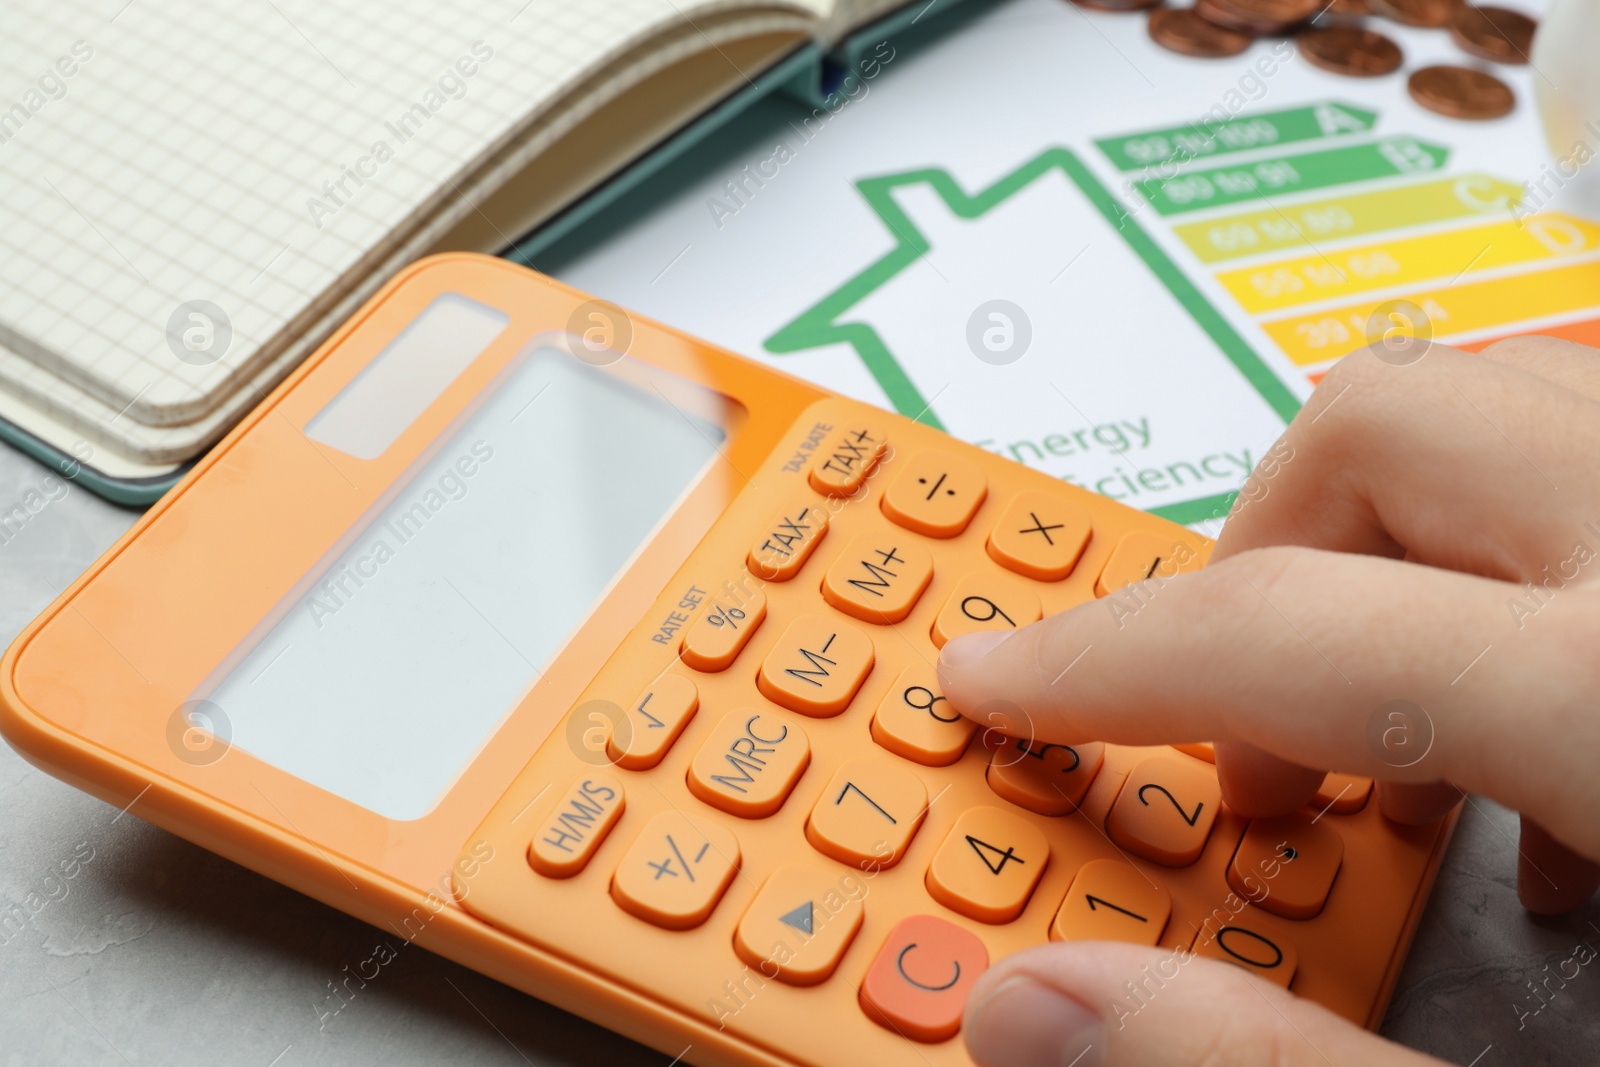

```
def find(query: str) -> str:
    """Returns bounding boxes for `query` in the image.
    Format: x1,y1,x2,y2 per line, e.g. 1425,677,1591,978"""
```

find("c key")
860,915,989,1043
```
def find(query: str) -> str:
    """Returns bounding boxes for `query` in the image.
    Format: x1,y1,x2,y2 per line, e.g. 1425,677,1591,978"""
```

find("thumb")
962,941,1445,1067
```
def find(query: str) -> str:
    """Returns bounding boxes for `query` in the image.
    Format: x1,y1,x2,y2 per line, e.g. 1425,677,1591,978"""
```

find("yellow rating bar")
1174,174,1523,264
1263,258,1600,365
1224,214,1600,315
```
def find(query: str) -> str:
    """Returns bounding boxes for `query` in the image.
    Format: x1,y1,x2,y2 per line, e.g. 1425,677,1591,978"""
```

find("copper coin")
1199,0,1322,33
1311,0,1373,24
1408,64,1515,119
1450,5,1536,63
1297,25,1404,75
1148,7,1255,56
1369,0,1461,27
1194,0,1250,29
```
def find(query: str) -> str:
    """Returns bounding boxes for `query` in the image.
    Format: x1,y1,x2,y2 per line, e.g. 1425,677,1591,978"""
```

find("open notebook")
0,0,918,495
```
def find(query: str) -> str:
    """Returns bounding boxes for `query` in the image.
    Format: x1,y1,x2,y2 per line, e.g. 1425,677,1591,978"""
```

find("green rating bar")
1134,137,1450,217
1096,102,1378,172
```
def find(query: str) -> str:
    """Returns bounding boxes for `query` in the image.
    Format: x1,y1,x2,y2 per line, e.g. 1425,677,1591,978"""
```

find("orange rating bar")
1455,315,1600,353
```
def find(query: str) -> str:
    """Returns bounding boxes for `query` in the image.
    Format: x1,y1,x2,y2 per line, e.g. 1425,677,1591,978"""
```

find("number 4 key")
926,806,1049,924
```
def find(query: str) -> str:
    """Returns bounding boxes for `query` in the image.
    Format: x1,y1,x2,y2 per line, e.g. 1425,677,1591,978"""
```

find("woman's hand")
937,337,1600,1067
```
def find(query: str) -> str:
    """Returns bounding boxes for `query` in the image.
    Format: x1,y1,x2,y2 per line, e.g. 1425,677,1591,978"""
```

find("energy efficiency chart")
1101,100,1600,373
765,97,1600,527
552,1,1591,529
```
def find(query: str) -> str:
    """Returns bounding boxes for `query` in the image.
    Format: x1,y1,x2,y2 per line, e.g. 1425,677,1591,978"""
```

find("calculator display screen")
205,342,728,820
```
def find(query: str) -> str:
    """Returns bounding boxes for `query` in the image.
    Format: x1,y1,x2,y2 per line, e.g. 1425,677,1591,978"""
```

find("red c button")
859,914,989,1042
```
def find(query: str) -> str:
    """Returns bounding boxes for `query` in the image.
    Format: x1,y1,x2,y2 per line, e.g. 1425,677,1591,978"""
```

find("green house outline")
763,147,1301,524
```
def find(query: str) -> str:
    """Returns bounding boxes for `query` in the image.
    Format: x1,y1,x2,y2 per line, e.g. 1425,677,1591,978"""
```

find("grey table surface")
1,421,1598,1067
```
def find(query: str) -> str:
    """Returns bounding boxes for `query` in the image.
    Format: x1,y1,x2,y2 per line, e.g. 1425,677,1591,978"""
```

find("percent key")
680,586,768,672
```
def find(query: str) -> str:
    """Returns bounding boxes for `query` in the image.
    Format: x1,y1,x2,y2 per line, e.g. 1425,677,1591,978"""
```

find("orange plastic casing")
0,254,1455,1067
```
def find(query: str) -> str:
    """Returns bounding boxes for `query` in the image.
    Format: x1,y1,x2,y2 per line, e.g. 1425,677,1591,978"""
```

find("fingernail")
966,976,1104,1067
939,630,1012,671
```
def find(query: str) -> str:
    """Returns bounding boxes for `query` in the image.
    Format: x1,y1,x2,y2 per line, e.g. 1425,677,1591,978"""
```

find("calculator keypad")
610,811,740,930
930,572,1042,648
687,710,810,818
1050,858,1172,946
882,451,988,538
926,806,1050,924
607,675,698,771
1107,755,1224,867
456,398,1455,1063
860,915,989,1043
986,490,1093,582
756,615,876,717
869,664,975,767
820,531,935,624
805,757,929,868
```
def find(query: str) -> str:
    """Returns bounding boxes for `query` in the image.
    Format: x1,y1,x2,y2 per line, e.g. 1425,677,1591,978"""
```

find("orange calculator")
0,255,1454,1066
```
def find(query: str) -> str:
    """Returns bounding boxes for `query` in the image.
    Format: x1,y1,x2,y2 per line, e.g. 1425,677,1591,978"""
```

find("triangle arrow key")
778,901,814,936
734,868,866,985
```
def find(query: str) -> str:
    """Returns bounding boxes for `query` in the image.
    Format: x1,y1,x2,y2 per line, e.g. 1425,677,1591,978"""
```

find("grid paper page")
0,0,822,453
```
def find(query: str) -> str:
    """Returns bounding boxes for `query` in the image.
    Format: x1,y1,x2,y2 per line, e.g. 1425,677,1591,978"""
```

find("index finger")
935,544,1600,861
